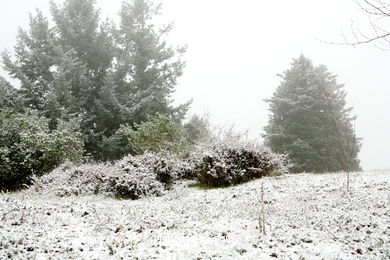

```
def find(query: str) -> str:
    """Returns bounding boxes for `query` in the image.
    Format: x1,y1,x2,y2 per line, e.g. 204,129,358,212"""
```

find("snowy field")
1,171,389,259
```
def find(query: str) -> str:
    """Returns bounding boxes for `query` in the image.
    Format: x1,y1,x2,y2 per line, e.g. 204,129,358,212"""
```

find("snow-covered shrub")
107,161,165,199
174,158,197,180
32,162,108,197
0,110,83,191
32,160,165,199
32,153,187,199
116,153,175,188
194,145,288,187
187,127,289,187
117,152,196,185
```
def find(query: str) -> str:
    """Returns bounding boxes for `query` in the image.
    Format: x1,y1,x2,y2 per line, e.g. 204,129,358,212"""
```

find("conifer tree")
115,0,190,126
1,0,189,160
2,10,56,110
0,77,21,110
263,55,361,173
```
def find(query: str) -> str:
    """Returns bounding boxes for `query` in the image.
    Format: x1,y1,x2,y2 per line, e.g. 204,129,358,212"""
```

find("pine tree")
0,77,21,110
115,0,190,126
263,55,361,173
50,0,117,158
2,10,57,110
1,0,189,161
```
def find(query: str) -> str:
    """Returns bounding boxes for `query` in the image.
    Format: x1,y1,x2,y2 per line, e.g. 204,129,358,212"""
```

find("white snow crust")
1,171,389,259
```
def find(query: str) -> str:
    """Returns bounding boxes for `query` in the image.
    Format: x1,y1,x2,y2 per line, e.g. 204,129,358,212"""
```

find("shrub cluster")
31,119,290,197
32,162,107,196
0,110,83,191
32,152,190,199
32,144,289,197
193,144,289,187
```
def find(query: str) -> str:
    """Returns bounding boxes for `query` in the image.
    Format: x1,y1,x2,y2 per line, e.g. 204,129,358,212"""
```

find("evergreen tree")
1,0,189,161
263,55,361,173
50,0,116,157
183,114,211,144
0,77,21,110
2,10,57,110
115,0,190,125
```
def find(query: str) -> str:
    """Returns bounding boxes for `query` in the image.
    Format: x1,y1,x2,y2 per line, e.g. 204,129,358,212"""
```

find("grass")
187,182,231,190
187,176,269,190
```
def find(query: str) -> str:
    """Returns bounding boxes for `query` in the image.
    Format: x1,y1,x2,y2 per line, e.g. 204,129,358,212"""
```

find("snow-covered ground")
1,171,389,259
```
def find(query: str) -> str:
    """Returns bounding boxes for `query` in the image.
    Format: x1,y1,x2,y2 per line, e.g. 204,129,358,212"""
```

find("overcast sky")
1,0,389,170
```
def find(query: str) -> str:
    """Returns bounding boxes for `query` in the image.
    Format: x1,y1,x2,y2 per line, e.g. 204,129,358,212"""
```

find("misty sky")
1,0,389,170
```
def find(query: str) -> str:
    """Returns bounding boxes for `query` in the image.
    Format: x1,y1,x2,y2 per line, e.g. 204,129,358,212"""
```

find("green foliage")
1,0,189,161
187,182,227,190
263,55,361,173
0,110,84,190
120,113,189,155
0,77,21,110
183,114,211,144
116,0,190,126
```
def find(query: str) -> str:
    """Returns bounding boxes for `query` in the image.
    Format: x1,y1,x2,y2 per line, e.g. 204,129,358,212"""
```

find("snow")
1,171,389,259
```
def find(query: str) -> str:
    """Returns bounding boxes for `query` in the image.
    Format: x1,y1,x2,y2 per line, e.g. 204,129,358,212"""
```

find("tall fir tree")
2,10,57,110
1,0,189,161
263,55,361,173
0,77,21,110
115,0,190,126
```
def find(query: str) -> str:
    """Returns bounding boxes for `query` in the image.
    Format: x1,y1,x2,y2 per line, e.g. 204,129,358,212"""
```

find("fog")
1,0,389,170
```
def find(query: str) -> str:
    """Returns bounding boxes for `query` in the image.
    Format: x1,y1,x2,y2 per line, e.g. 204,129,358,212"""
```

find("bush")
32,161,165,199
0,110,84,191
125,152,196,181
109,156,166,199
32,152,189,199
120,113,189,155
32,162,108,196
193,144,289,187
117,153,176,189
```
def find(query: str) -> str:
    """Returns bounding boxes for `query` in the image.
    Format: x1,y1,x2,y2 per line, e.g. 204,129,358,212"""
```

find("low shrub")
32,160,165,199
0,110,84,191
117,153,175,189
31,135,289,197
32,152,190,199
193,144,289,187
32,162,108,196
107,163,165,200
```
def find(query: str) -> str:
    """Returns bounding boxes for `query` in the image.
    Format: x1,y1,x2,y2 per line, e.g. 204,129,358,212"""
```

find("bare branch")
361,0,390,16
322,1,390,49
319,30,390,47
